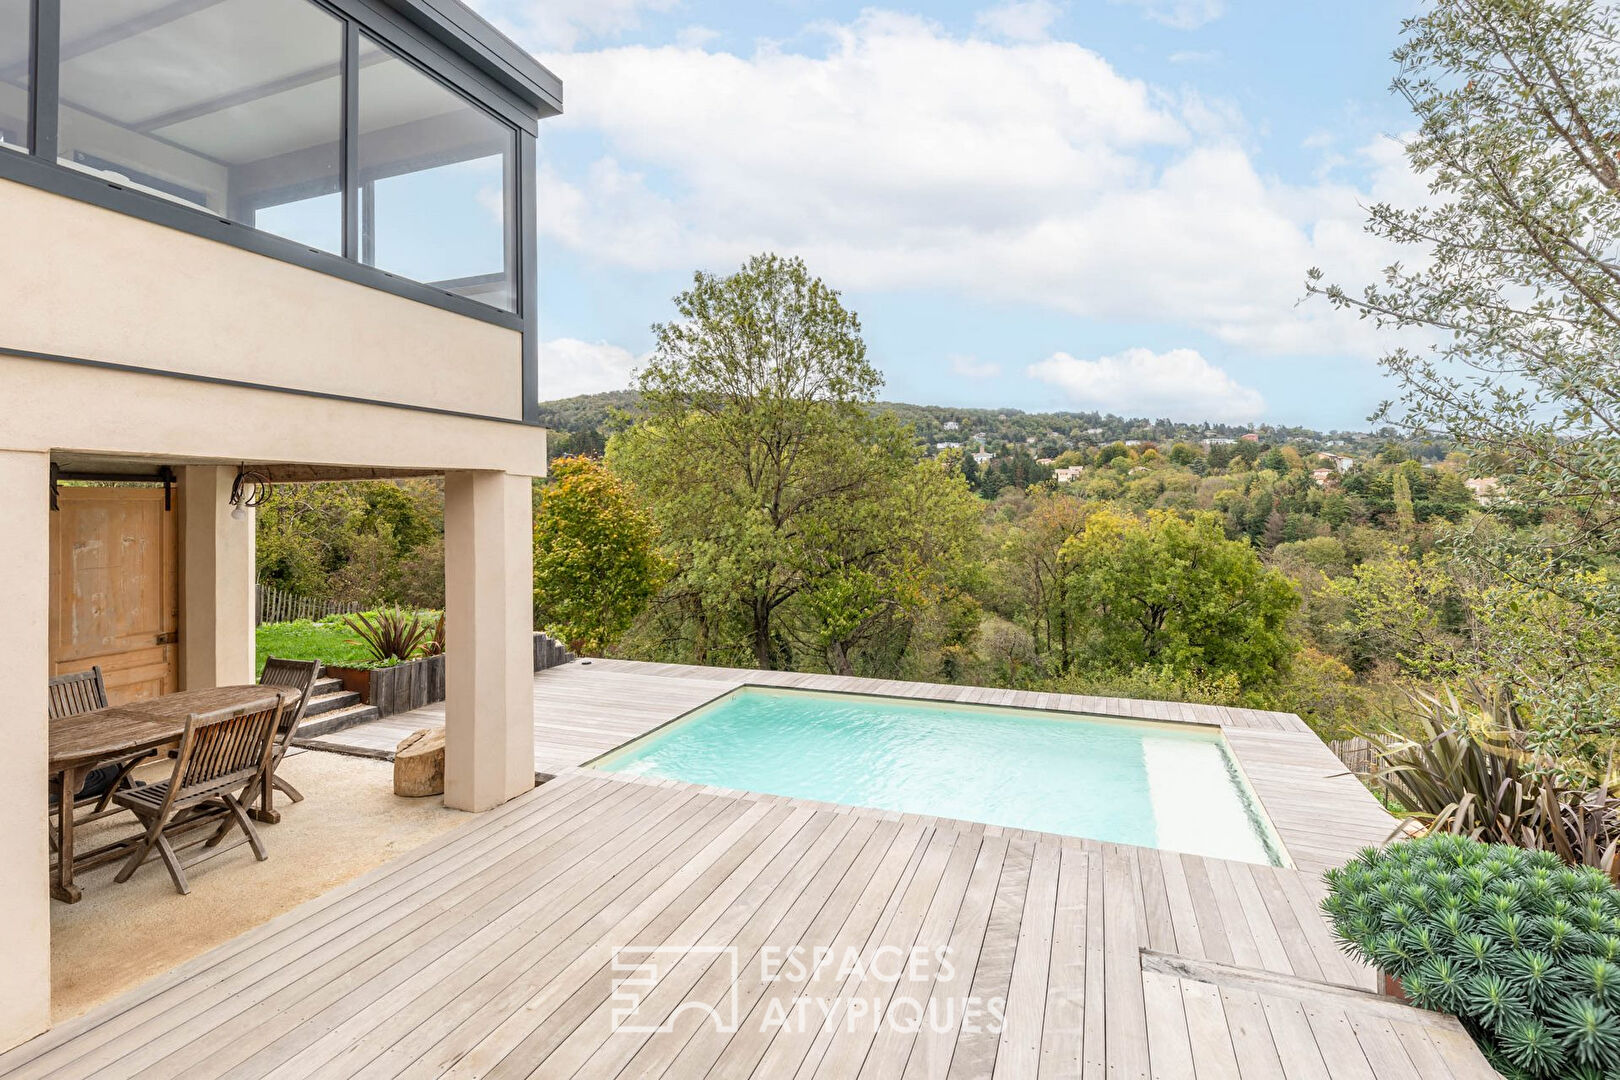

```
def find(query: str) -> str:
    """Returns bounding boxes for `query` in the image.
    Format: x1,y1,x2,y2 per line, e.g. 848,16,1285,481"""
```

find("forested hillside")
259,254,1558,751
538,390,1437,469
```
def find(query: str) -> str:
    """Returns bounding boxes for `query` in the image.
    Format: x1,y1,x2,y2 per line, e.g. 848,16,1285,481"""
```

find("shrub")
1370,683,1620,882
1324,835,1620,1079
341,606,434,666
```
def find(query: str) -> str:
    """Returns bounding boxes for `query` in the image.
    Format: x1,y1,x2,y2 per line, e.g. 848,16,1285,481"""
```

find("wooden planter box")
325,634,571,718
326,655,445,717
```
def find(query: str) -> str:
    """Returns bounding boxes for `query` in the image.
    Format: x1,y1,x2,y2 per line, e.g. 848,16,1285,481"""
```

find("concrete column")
178,465,255,688
0,450,53,1050
443,470,535,811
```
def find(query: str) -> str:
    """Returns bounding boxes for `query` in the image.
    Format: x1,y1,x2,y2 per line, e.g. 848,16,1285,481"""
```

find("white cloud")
482,0,677,51
530,11,1418,358
951,355,1003,379
1027,347,1264,422
1110,0,1226,30
974,0,1062,42
538,338,641,400
675,25,720,49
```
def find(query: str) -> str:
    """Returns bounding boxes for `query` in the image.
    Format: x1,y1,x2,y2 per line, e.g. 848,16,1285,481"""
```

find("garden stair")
292,675,379,740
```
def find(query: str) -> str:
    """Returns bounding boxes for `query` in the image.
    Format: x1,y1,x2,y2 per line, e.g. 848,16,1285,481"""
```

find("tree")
256,479,444,606
791,457,983,676
1061,509,1299,687
611,253,922,669
991,493,1095,673
532,456,665,654
1310,0,1620,747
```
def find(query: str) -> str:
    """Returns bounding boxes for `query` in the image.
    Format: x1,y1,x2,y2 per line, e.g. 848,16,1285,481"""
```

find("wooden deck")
299,661,737,777
306,659,1398,877
0,771,1497,1079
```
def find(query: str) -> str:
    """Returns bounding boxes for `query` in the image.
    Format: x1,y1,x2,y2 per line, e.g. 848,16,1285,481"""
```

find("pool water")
591,687,1285,866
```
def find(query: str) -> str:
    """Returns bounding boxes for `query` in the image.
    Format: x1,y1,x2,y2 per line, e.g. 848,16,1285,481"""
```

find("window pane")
56,0,342,252
0,0,28,152
358,35,515,312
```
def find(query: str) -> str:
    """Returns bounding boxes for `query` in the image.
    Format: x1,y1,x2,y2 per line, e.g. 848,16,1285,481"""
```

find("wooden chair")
47,666,152,814
111,699,284,895
253,658,321,811
48,666,107,717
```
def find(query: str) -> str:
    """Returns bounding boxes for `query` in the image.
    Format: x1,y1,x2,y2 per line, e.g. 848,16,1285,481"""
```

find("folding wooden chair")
48,666,153,815
111,699,283,895
252,657,322,813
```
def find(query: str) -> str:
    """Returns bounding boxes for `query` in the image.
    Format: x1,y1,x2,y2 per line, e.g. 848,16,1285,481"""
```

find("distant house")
942,420,960,432
972,452,994,465
1311,468,1334,486
1200,437,1235,448
935,441,962,451
1466,477,1503,505
1319,453,1355,474
1241,433,1261,443
1036,457,1055,466
1025,436,1038,445
1054,466,1085,483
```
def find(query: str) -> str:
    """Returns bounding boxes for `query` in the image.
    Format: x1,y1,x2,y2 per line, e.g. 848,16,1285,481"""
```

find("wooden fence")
255,583,363,626
1330,737,1379,780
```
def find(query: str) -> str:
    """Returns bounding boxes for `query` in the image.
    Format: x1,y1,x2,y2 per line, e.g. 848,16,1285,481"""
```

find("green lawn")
255,617,376,674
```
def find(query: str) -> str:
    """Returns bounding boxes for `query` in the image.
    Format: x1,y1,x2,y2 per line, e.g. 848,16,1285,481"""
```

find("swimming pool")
590,687,1286,866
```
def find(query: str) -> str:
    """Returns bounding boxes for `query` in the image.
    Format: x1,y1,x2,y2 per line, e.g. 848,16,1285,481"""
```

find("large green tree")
532,456,666,654
1061,508,1299,687
611,253,975,672
1311,0,1620,753
791,456,983,676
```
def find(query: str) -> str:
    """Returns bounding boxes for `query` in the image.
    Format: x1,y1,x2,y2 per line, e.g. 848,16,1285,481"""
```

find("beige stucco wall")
0,451,54,1051
0,354,546,475
444,470,538,811
178,467,256,691
0,178,523,421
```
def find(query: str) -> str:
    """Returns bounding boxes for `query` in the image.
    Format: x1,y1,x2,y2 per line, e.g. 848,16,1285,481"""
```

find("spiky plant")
1325,835,1620,1078
341,606,432,665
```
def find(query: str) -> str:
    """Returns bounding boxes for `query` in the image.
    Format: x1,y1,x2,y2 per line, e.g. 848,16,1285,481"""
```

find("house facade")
0,0,560,1049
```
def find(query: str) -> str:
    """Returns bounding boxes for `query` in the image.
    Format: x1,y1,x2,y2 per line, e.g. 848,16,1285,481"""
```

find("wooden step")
294,702,380,741
302,689,361,718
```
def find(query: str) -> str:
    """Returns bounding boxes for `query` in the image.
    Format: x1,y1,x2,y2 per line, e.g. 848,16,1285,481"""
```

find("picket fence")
1330,736,1379,780
254,583,363,626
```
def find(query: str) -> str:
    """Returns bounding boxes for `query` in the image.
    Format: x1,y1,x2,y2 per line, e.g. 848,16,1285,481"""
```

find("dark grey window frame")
5,0,549,426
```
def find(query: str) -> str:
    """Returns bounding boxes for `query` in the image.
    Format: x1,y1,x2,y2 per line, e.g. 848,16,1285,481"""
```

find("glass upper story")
0,0,547,317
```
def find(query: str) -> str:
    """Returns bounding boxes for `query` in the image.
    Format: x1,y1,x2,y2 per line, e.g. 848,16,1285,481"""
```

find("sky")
467,0,1430,430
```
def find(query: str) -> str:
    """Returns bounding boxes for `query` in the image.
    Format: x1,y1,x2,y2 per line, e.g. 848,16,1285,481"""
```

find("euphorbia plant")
1324,835,1620,1078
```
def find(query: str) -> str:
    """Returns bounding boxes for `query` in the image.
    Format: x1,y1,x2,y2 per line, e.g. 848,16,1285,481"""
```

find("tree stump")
394,727,445,797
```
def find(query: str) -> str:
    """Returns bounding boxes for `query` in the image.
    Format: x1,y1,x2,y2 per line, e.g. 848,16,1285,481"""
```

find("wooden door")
49,486,179,705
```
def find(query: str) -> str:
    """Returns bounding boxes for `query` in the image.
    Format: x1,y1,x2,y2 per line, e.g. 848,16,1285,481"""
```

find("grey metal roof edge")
384,0,563,116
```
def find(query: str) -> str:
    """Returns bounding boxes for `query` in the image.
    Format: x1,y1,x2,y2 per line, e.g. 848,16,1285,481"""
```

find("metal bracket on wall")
50,464,179,510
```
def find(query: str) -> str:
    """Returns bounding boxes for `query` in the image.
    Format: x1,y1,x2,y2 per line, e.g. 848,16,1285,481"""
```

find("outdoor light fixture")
229,465,271,521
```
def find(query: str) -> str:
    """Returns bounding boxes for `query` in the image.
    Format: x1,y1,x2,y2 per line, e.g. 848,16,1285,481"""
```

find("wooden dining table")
48,685,294,903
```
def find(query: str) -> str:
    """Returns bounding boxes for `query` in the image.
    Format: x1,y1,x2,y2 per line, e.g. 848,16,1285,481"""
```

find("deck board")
6,660,1498,1079
1,774,1494,1079
306,660,1399,884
